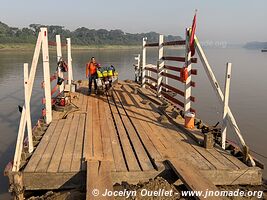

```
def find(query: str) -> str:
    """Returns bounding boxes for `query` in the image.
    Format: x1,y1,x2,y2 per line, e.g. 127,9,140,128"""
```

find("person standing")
86,57,100,95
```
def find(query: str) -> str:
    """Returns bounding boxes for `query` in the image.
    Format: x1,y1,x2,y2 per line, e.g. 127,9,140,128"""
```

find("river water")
0,47,266,198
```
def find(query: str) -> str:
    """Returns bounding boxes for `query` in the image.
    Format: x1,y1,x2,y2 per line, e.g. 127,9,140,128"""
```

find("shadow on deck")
19,81,262,195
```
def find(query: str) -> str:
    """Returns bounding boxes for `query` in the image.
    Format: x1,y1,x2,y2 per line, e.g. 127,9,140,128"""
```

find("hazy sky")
0,0,266,43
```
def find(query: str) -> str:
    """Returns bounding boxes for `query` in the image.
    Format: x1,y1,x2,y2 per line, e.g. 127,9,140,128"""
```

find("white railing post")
142,37,147,88
12,32,42,172
41,27,52,124
12,108,26,171
134,54,140,82
184,28,192,113
195,35,255,166
67,38,73,84
56,35,64,92
222,63,232,149
157,34,164,97
24,63,33,153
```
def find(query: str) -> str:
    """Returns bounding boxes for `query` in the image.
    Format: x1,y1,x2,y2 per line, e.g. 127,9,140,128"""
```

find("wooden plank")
108,95,141,171
92,97,104,160
83,95,93,161
144,75,157,83
145,42,159,47
81,90,88,112
162,56,197,63
115,89,162,162
143,89,240,170
222,63,232,149
161,82,196,102
47,116,73,172
122,84,213,170
163,40,186,46
215,147,248,170
113,91,154,171
86,160,114,200
35,119,65,172
71,114,86,172
103,95,127,172
23,171,86,190
168,158,224,200
58,114,80,172
98,96,116,172
207,148,239,170
119,85,177,159
24,122,57,172
200,167,262,185
164,65,197,75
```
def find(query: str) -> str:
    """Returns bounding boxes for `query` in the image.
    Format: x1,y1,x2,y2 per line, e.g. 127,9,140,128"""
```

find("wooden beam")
12,108,26,171
67,38,73,84
41,27,52,124
142,38,147,88
144,75,157,83
86,160,114,200
24,63,33,153
161,83,195,102
157,34,164,97
222,63,232,150
56,35,64,92
163,40,186,46
184,28,192,114
194,35,255,166
164,65,197,75
162,56,197,63
13,32,43,171
145,67,157,73
168,159,226,200
145,42,159,47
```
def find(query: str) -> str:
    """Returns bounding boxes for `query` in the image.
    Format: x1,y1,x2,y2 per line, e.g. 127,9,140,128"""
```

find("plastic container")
184,112,195,129
102,71,108,77
108,70,113,76
97,70,103,78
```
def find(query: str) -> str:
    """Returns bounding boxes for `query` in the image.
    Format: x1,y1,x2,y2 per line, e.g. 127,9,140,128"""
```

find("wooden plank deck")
21,81,262,192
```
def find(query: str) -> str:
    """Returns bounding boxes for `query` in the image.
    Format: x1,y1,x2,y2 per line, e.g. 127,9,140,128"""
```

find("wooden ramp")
21,81,262,194
168,158,224,200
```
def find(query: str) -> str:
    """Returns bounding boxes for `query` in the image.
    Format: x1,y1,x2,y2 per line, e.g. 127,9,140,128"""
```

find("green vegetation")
243,41,267,49
0,21,182,49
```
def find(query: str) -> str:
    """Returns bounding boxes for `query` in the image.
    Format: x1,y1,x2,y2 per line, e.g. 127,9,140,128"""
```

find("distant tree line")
243,41,267,50
0,21,182,45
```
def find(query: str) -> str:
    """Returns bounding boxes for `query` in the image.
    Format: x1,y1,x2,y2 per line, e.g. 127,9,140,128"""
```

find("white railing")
138,30,255,166
12,28,74,171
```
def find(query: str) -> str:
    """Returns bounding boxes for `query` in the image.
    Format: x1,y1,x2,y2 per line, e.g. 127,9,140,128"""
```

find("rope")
250,149,267,160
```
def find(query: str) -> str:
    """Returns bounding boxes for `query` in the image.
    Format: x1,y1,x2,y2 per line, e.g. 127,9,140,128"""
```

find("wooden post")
222,63,232,149
184,28,192,114
142,37,147,88
12,31,42,171
24,63,33,153
134,54,140,82
56,35,64,92
67,38,73,84
28,32,42,99
12,108,26,171
41,27,52,124
157,34,164,97
195,35,255,166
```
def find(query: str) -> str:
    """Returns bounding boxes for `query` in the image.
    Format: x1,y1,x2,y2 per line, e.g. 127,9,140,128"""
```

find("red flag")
189,11,197,56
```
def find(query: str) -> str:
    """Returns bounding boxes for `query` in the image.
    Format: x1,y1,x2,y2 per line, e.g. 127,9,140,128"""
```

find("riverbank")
0,43,141,51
